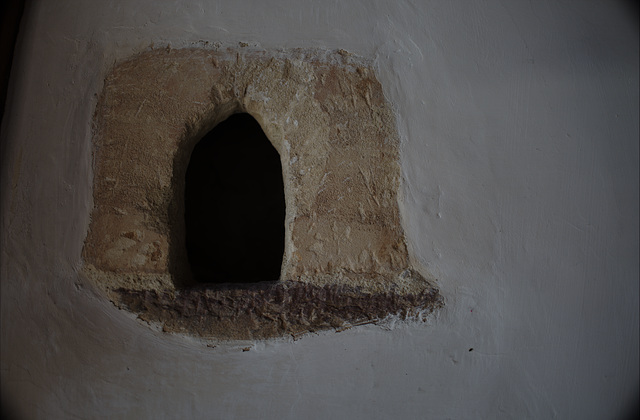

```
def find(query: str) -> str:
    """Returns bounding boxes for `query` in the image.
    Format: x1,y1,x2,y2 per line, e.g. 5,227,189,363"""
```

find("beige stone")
82,46,441,338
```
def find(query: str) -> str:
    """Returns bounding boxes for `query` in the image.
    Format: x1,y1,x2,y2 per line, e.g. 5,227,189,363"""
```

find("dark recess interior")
185,113,285,284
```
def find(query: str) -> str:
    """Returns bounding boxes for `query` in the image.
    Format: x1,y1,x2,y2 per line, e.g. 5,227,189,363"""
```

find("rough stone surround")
82,46,442,339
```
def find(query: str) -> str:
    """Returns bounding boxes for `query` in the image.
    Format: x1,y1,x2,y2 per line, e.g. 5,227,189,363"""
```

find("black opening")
185,113,285,284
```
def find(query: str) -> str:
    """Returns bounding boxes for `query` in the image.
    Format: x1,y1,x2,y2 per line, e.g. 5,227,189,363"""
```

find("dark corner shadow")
0,0,26,129
618,0,639,28
1,392,23,420
617,387,640,420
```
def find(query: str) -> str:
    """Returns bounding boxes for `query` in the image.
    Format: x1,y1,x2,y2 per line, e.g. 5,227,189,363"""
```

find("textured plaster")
1,1,638,419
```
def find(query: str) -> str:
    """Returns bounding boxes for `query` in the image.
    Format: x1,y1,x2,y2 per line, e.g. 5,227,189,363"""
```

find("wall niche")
185,113,285,284
82,46,442,339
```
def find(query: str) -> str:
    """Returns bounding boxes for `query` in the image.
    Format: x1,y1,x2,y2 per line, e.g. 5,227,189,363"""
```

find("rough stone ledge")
113,280,443,340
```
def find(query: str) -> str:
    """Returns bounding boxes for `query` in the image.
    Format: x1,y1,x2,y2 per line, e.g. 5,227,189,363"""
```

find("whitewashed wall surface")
1,1,638,419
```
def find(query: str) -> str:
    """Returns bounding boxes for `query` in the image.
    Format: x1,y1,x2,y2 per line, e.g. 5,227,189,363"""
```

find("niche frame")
82,46,442,339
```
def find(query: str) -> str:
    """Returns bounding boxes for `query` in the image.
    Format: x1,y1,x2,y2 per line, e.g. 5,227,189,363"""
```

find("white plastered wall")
1,1,638,419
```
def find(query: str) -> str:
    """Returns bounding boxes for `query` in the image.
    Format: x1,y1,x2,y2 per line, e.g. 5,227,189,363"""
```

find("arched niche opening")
184,113,285,284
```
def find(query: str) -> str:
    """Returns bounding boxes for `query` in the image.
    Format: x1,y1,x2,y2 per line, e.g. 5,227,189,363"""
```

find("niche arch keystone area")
82,46,442,339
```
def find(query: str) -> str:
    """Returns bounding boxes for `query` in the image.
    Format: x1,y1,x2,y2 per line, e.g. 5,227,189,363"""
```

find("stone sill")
112,278,443,340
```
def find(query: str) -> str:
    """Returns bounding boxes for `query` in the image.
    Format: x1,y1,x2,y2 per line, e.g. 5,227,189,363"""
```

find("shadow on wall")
0,0,26,133
619,0,639,25
617,388,640,420
1,393,21,420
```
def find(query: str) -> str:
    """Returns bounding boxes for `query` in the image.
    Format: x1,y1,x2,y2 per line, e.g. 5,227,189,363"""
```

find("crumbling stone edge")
112,279,444,340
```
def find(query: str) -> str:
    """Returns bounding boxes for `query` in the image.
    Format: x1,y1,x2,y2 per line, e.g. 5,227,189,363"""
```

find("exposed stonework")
114,279,443,340
82,45,442,339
